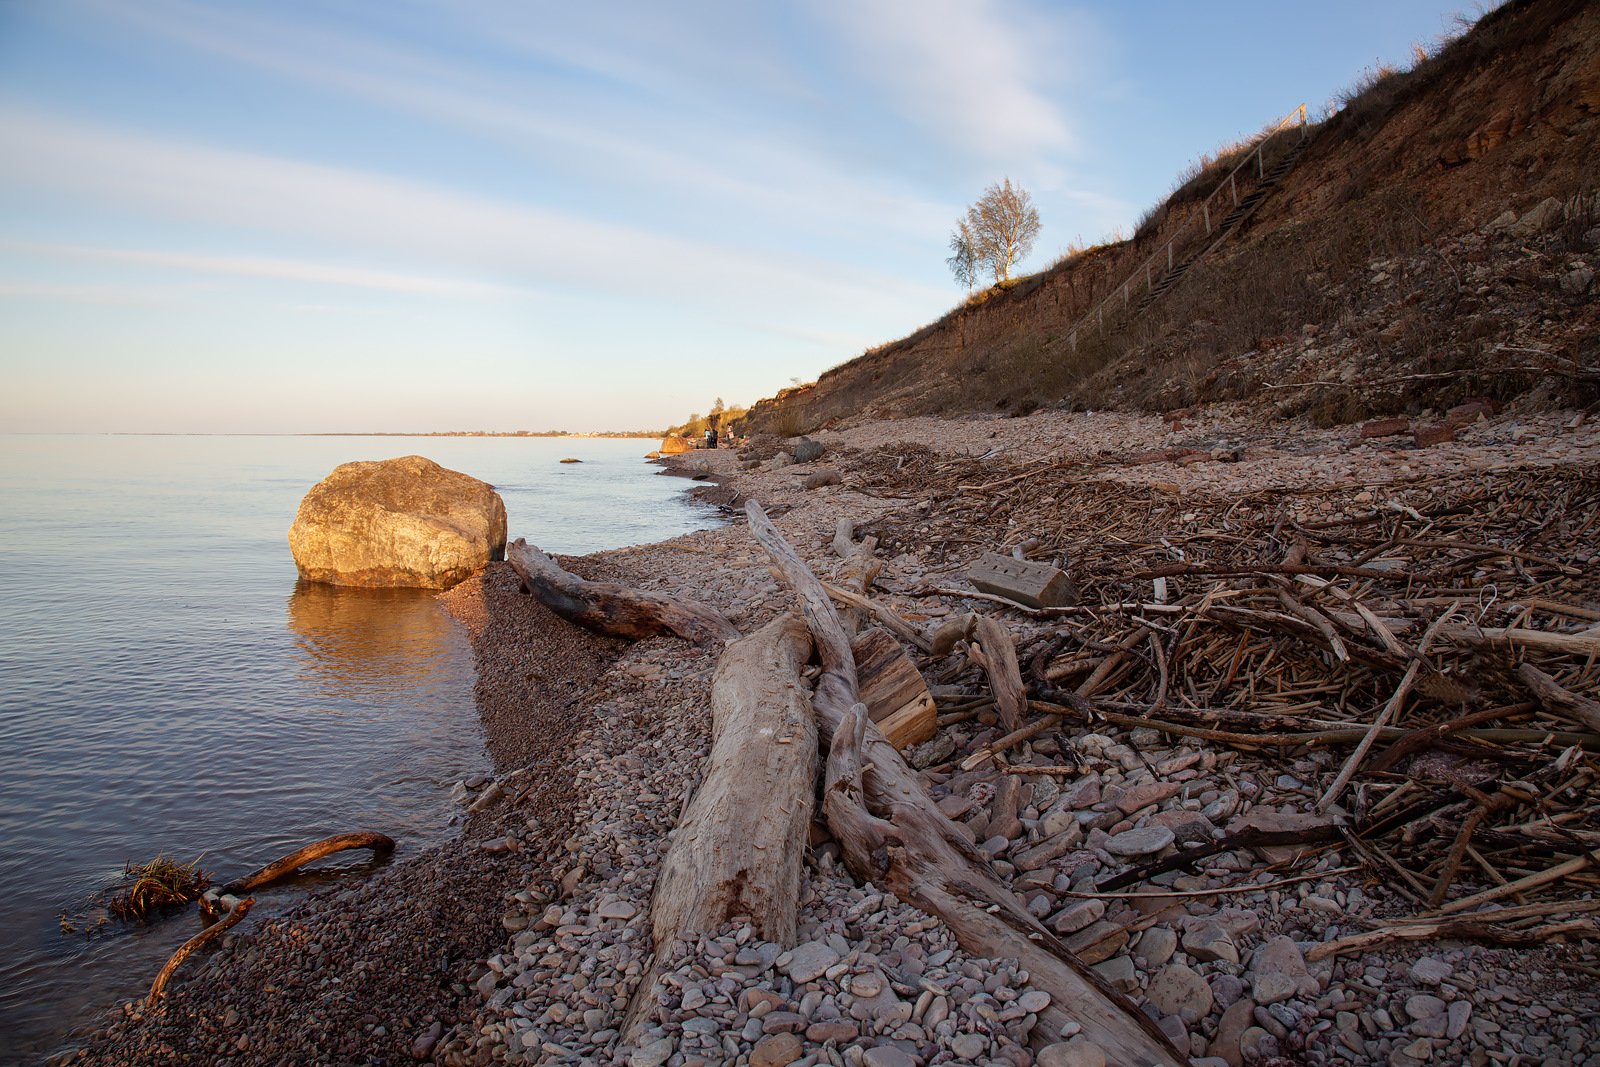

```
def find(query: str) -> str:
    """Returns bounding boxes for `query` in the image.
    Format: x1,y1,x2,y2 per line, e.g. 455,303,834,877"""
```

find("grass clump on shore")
106,854,211,922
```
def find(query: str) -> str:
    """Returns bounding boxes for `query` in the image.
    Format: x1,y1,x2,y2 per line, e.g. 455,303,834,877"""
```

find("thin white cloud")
0,282,177,305
12,241,524,299
805,0,1078,161
0,107,948,326
82,0,953,243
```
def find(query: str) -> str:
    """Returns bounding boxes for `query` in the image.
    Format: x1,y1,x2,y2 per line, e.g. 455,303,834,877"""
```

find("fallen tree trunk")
746,501,1184,1067
507,538,738,646
624,614,818,1039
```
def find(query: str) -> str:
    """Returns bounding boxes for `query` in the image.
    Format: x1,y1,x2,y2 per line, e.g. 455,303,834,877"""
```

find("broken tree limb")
221,832,395,896
1518,662,1600,733
835,533,882,637
625,614,817,1039
969,615,1027,732
506,538,738,646
1439,623,1600,658
1306,916,1600,961
148,896,255,1007
823,583,935,653
1439,848,1600,915
744,500,1185,1067
832,517,856,559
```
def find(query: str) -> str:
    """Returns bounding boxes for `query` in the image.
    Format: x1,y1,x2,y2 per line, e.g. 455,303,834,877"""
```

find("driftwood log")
852,627,937,749
148,896,255,1006
746,501,1184,1067
220,831,395,897
506,538,738,646
624,613,818,1037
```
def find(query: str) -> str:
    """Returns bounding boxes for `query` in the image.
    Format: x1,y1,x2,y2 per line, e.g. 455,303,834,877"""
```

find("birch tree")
951,178,1042,285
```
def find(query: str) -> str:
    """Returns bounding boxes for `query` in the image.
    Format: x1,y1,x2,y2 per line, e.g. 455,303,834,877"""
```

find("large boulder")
288,455,507,589
659,434,693,455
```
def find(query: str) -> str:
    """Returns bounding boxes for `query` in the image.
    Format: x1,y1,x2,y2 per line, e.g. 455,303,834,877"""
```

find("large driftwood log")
746,502,1184,1067
624,614,818,1038
506,538,738,646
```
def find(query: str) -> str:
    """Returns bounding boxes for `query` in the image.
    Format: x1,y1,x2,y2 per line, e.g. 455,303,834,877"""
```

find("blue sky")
1,0,1476,433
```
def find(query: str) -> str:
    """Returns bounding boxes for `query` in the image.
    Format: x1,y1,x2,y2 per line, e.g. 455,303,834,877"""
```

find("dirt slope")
741,0,1600,435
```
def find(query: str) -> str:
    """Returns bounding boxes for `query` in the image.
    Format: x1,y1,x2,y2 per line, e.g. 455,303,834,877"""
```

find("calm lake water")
0,435,714,1065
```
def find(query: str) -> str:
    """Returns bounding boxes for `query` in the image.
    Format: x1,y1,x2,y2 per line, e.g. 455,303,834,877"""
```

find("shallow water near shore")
0,434,714,1065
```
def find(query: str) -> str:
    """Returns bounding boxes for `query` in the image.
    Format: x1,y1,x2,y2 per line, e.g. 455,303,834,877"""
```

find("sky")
0,0,1480,433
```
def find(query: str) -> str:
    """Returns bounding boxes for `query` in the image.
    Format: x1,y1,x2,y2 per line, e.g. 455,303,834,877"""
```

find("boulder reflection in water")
286,580,464,698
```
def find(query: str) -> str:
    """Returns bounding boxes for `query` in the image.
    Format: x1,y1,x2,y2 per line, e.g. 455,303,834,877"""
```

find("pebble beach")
77,403,1600,1067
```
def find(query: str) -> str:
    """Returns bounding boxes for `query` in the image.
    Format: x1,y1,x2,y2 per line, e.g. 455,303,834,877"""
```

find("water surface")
0,434,710,1064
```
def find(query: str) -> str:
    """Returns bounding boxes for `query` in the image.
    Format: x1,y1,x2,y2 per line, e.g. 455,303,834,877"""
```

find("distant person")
704,428,715,449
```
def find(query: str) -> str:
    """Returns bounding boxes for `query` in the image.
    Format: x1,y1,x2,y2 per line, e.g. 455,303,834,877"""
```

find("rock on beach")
287,455,506,589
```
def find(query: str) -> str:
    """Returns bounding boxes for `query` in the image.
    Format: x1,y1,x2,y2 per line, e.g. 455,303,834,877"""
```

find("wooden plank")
852,627,935,749
967,552,1077,609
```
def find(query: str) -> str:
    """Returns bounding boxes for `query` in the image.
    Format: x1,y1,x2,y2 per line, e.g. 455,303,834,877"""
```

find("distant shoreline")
60,431,670,438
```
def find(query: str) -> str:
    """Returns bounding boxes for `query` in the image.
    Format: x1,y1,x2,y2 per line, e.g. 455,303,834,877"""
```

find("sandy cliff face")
742,0,1600,435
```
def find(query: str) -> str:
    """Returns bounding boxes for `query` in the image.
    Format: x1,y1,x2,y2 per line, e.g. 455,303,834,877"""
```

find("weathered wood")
824,583,935,653
927,612,978,656
222,832,395,896
967,552,1077,609
506,538,738,646
852,627,935,749
625,614,818,1039
1439,623,1600,657
836,535,882,637
832,517,856,559
968,615,1027,732
745,501,1184,1067
1517,662,1600,732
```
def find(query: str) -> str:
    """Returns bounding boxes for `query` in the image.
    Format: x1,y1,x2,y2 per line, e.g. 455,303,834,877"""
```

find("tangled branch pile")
847,447,1600,919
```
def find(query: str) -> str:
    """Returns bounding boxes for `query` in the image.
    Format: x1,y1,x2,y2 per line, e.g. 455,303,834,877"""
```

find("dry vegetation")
105,855,211,923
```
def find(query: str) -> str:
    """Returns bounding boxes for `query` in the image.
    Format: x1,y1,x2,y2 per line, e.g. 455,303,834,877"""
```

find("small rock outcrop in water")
288,455,507,589
659,434,693,455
